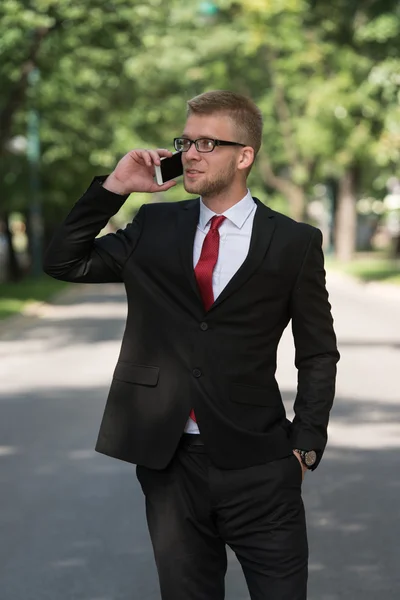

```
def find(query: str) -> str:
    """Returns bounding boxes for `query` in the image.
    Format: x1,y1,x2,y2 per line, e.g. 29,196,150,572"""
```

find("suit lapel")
210,198,276,312
177,198,203,304
177,196,276,312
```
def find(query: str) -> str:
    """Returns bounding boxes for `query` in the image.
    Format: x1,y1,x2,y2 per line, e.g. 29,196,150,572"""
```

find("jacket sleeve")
43,177,145,283
289,227,340,469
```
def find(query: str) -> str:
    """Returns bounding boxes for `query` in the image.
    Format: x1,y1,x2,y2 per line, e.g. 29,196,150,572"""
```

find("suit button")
200,322,208,331
192,368,202,378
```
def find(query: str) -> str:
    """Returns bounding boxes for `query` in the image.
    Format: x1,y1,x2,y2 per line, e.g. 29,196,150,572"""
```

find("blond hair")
187,90,263,156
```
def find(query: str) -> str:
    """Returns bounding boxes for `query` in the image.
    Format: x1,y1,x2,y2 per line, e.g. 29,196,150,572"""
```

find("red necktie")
189,215,226,423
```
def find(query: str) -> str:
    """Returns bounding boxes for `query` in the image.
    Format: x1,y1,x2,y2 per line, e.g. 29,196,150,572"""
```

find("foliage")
1,0,399,238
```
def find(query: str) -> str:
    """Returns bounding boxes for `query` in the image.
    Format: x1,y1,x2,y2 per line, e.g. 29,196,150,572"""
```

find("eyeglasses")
174,137,246,153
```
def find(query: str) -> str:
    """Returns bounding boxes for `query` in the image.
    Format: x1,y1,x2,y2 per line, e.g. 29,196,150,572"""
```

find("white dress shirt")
184,189,257,434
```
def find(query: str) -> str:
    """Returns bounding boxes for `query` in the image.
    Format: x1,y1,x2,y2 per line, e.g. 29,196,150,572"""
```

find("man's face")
181,113,243,197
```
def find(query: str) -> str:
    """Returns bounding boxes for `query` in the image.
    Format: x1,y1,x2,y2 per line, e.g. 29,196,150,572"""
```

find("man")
44,90,339,600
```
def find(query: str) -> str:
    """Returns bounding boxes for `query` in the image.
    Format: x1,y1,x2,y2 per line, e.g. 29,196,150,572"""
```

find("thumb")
152,180,177,193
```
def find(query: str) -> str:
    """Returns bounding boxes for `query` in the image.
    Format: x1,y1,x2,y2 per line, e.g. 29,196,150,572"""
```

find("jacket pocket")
230,383,280,407
113,362,160,386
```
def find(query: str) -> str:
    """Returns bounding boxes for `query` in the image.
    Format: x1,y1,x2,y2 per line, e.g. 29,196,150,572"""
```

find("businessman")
44,90,339,600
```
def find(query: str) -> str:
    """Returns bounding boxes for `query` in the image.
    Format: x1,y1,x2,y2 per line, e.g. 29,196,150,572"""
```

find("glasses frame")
173,137,246,153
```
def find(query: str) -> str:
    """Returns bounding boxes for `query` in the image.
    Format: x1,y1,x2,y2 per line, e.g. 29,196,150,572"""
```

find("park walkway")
0,273,399,600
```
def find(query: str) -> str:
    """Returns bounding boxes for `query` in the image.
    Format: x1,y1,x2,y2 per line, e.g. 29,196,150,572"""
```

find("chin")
183,178,202,195
184,184,200,195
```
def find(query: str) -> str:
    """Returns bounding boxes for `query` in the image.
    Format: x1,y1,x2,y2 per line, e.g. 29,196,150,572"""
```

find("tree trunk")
0,212,22,281
335,168,358,262
286,186,306,222
392,235,400,258
258,154,306,221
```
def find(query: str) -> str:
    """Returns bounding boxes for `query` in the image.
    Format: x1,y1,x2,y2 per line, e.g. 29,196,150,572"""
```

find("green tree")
1,0,399,281
1,0,171,276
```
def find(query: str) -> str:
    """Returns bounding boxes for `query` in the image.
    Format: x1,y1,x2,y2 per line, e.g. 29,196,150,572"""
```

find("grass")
326,254,400,285
0,275,69,320
1,254,398,322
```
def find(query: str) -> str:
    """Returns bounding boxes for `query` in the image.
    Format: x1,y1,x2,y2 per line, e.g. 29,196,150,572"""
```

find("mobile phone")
154,151,183,185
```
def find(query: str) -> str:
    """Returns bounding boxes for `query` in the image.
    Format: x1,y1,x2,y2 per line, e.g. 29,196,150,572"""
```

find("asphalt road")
0,272,399,600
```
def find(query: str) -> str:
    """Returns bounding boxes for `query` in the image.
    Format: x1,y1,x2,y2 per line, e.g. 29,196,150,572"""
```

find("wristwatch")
294,449,317,469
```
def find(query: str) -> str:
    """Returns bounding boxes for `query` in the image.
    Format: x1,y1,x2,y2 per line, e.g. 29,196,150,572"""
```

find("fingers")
293,450,305,479
123,148,177,194
133,148,173,168
146,149,164,167
156,148,174,159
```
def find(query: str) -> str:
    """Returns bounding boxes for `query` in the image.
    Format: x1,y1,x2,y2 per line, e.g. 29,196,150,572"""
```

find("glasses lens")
196,138,215,152
175,138,191,152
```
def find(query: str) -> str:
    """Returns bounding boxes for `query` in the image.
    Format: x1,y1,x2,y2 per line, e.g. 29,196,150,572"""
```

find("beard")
183,156,237,198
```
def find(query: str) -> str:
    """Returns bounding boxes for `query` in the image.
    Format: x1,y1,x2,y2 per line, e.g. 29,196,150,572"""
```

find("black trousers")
136,435,308,600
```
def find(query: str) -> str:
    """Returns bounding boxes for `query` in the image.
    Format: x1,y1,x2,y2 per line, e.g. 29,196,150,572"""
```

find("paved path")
0,273,399,599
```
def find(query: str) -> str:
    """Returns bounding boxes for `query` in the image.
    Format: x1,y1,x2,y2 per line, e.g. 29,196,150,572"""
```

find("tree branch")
258,152,297,196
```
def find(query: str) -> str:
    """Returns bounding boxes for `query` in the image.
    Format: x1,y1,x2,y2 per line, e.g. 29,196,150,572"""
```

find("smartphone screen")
156,151,183,184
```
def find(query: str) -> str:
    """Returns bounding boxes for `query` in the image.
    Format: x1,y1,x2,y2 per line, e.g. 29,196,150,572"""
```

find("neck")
201,184,249,214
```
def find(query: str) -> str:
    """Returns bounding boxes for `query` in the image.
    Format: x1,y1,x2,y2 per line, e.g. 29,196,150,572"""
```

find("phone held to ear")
154,151,183,185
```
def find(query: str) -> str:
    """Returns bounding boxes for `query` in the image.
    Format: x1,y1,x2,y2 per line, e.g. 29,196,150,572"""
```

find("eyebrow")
181,133,217,139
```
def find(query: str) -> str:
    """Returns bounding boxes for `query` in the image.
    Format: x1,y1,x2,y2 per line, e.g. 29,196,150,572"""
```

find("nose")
185,142,201,161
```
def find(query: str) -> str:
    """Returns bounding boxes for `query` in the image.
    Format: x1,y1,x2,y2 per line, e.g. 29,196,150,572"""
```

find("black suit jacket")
44,177,339,470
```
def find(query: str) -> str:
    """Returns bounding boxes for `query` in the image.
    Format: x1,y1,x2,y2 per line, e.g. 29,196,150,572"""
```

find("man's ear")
237,146,254,171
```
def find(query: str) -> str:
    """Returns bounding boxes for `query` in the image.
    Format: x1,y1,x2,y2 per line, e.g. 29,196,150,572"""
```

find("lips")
185,169,204,179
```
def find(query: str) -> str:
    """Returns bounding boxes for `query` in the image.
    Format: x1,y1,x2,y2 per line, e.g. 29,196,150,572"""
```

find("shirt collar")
199,189,255,231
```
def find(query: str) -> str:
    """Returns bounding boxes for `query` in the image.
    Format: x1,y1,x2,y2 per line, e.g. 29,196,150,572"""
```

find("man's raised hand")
103,148,177,195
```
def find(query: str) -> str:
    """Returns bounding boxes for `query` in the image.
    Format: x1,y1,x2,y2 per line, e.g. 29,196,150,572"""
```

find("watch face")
305,450,317,467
